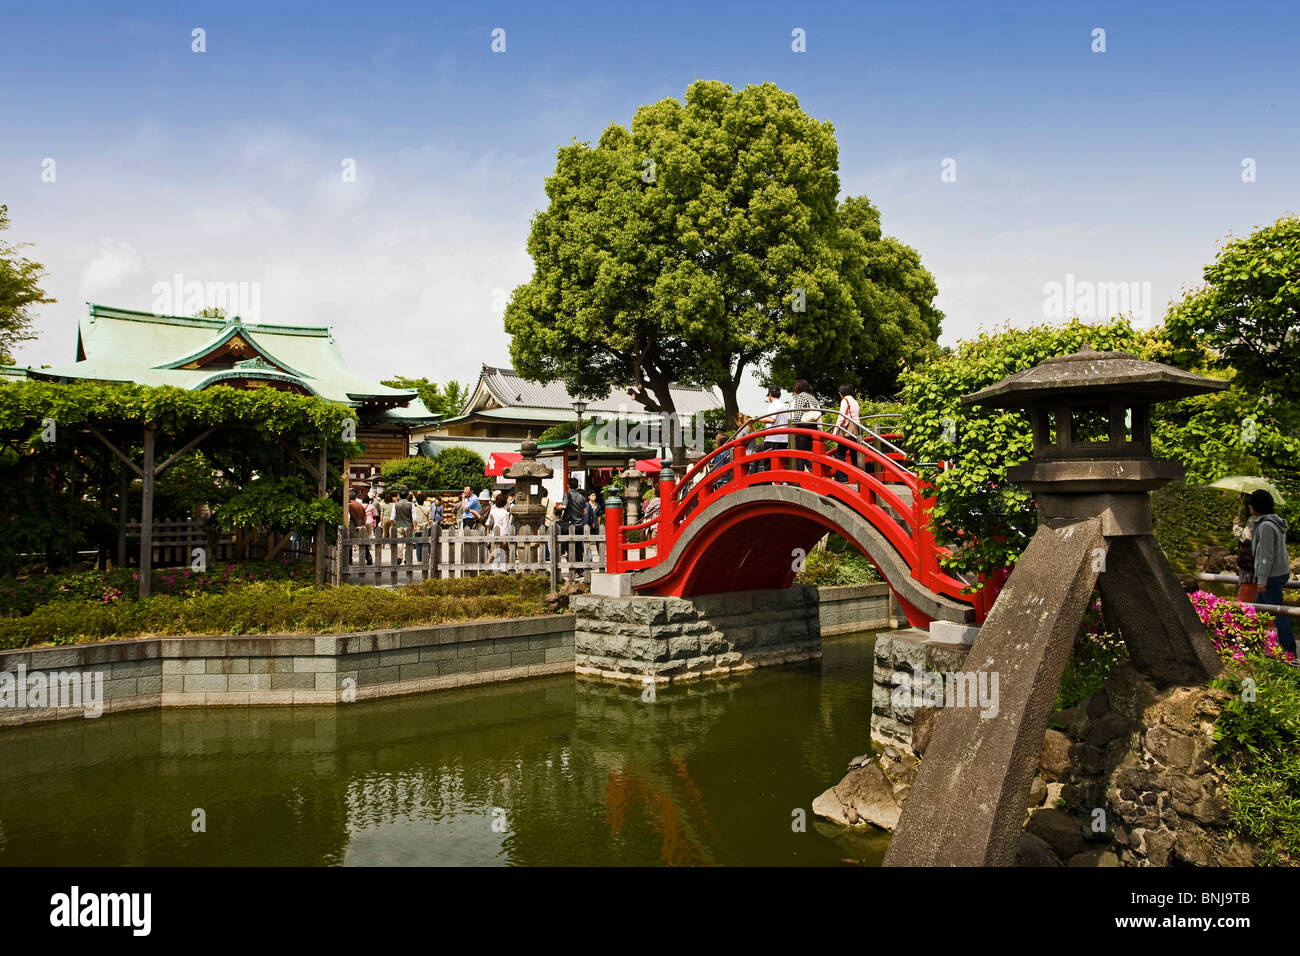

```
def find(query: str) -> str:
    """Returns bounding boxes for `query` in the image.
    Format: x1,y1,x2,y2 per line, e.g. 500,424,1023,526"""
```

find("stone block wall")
0,615,573,728
1,583,890,729
571,584,821,683
871,628,975,747
818,583,892,635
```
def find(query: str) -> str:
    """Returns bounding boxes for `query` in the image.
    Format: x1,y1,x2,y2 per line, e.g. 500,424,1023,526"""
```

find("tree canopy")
381,376,468,418
1164,215,1300,406
898,317,1299,582
504,80,941,457
0,380,363,571
0,205,55,361
769,195,943,400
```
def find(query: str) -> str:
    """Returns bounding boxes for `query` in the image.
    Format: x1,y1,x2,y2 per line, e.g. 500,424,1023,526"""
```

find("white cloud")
79,237,143,298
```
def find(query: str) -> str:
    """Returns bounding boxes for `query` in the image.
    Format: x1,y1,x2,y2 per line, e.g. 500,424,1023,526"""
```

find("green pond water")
0,630,894,866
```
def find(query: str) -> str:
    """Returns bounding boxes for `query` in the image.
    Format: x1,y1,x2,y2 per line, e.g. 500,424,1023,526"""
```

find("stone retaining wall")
818,583,892,635
572,585,821,683
0,584,890,728
871,627,975,747
0,615,573,728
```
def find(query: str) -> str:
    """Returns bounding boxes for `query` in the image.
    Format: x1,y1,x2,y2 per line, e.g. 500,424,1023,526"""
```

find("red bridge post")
605,503,623,574
657,464,677,558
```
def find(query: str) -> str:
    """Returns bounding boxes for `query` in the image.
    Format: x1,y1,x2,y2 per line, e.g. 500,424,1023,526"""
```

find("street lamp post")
572,400,588,486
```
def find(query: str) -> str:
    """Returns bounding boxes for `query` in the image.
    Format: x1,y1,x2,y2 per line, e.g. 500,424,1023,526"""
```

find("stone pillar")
571,585,821,684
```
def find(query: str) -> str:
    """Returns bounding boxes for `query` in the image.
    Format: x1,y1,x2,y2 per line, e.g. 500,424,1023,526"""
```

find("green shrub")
435,447,488,491
795,546,881,586
380,456,443,491
0,560,313,617
1152,482,1239,574
1211,658,1300,864
0,573,554,648
538,420,581,443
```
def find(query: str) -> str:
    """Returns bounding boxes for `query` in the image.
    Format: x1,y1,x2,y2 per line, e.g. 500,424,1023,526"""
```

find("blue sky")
3,0,1297,411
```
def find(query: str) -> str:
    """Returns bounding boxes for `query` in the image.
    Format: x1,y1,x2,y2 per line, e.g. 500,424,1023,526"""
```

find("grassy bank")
1212,657,1300,864
0,574,555,649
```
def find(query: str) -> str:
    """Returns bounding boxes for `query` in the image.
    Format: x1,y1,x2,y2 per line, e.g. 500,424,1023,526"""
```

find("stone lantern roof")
961,345,1228,408
503,433,553,480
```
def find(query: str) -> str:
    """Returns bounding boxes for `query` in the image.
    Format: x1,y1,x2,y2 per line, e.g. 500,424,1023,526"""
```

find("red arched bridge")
604,417,999,628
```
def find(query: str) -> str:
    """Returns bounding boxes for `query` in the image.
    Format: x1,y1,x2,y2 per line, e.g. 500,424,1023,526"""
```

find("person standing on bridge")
833,383,863,483
790,379,820,471
761,386,789,475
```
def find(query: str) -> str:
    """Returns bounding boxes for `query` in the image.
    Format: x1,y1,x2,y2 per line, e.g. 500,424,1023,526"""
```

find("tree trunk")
718,380,740,430
641,375,685,467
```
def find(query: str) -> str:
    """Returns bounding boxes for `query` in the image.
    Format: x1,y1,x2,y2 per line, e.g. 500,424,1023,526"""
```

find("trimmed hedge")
0,574,555,649
1152,481,1239,574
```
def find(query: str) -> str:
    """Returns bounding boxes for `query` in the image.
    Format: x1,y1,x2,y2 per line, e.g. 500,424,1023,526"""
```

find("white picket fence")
333,523,605,589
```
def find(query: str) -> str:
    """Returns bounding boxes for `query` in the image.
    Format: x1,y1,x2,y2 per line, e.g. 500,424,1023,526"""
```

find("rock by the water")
911,706,938,757
812,749,919,832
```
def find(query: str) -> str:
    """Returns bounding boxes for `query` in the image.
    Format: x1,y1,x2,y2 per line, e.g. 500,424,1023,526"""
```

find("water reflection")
0,632,894,866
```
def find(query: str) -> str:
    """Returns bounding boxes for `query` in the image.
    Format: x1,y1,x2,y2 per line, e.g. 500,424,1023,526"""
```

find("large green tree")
1164,215,1300,406
0,205,55,361
770,195,943,400
505,80,864,459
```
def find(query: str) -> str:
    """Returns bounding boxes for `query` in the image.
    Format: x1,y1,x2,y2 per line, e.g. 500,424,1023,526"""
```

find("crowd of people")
346,488,446,566
345,479,604,569
701,380,866,492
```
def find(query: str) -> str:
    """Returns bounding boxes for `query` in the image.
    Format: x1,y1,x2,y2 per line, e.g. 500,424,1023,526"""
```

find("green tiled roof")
32,304,418,409
536,420,657,456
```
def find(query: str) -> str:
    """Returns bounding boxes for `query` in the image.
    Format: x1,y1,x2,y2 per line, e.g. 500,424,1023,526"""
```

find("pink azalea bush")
1189,590,1293,663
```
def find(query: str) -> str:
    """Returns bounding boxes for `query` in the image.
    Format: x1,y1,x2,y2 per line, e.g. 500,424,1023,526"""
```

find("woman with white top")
834,384,862,482
488,491,512,570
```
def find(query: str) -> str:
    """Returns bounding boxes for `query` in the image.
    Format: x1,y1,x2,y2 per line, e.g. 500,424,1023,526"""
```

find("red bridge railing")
605,419,996,619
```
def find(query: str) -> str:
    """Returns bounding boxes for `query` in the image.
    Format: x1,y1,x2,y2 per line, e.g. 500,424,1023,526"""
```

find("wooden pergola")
84,422,333,596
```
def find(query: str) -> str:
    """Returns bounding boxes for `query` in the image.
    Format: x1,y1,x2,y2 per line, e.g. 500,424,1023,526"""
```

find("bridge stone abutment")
571,585,821,684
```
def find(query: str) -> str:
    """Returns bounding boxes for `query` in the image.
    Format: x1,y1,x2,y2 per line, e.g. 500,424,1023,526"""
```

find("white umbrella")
1209,475,1286,504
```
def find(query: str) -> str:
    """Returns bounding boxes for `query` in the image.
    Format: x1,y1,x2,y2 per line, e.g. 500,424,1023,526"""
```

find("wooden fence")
123,519,237,567
122,520,315,568
333,523,605,588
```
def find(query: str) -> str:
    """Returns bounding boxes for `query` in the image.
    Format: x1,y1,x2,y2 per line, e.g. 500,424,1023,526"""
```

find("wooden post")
315,445,328,586
335,525,344,585
549,522,560,592
116,466,130,569
139,427,156,599
431,523,441,579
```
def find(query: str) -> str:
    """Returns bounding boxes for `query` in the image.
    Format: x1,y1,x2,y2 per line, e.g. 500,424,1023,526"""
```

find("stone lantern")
504,433,552,532
886,345,1227,868
619,458,644,527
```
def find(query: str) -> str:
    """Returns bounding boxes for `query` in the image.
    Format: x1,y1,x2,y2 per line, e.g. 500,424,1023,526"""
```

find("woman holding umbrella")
1247,489,1294,658
1212,476,1286,605
1232,496,1259,603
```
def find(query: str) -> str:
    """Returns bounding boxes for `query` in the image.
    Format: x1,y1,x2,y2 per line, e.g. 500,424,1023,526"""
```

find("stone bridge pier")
571,576,821,683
